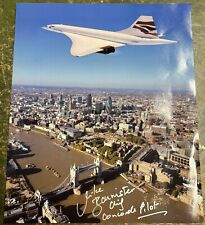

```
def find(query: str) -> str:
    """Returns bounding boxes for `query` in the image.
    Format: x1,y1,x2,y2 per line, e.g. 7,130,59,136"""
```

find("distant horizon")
12,83,193,93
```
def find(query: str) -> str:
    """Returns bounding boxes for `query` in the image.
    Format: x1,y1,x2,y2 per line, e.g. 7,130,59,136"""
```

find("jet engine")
97,46,115,54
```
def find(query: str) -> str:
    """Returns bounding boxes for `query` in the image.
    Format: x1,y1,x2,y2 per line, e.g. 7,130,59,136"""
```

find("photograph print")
4,3,204,223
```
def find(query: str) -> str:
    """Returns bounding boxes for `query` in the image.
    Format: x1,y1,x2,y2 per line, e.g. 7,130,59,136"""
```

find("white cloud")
176,45,193,76
189,78,196,96
154,90,173,123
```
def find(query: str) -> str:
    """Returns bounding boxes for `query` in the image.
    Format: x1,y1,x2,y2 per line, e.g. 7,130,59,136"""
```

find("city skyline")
13,3,194,91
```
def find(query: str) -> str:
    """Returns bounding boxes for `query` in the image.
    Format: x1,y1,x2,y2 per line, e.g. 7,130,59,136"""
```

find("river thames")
9,127,203,223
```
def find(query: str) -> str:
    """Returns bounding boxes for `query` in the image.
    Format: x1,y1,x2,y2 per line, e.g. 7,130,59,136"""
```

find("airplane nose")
42,25,54,31
46,24,54,29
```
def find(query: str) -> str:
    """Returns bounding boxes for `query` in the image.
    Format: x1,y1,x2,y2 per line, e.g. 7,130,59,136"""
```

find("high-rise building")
49,94,55,104
77,96,83,104
72,100,77,109
95,102,103,114
69,95,73,110
87,94,92,107
105,96,112,114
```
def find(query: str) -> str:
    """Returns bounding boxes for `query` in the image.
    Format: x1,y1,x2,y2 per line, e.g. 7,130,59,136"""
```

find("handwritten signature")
76,185,168,221
76,185,135,219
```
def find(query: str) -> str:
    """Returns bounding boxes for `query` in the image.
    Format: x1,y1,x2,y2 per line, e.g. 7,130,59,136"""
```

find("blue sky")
13,3,194,90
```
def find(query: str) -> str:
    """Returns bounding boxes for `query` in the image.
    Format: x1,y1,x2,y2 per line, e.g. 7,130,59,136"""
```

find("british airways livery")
42,16,177,57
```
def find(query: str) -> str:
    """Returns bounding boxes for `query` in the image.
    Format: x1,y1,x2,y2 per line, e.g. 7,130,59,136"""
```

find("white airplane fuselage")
44,24,176,46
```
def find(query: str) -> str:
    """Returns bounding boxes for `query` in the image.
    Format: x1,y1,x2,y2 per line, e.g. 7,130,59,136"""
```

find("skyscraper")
95,102,103,114
69,95,73,110
87,94,92,107
105,96,112,114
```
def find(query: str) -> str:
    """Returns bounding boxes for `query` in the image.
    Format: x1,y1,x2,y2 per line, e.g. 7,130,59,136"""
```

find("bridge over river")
4,158,124,222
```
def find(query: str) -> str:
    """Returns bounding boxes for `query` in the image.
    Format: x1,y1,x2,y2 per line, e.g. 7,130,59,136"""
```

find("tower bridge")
42,157,103,199
70,158,102,189
4,158,124,222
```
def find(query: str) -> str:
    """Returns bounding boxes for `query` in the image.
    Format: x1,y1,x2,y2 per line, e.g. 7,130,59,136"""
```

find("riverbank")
8,126,204,223
32,126,114,168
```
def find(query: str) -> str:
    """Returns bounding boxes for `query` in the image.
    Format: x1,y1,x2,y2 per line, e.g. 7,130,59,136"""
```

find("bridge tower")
93,158,102,176
93,158,104,184
70,164,81,195
70,164,79,187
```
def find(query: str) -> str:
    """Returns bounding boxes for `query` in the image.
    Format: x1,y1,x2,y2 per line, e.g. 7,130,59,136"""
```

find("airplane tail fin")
120,16,159,38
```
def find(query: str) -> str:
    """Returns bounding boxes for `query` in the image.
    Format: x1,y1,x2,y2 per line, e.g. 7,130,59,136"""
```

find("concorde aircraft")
42,15,177,57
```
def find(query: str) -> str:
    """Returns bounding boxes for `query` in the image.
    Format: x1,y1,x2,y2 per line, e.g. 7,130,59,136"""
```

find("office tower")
69,95,73,110
105,96,112,114
95,102,103,114
87,93,92,107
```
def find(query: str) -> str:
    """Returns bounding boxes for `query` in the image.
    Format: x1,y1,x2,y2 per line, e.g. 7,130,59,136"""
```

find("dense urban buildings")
5,85,204,223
